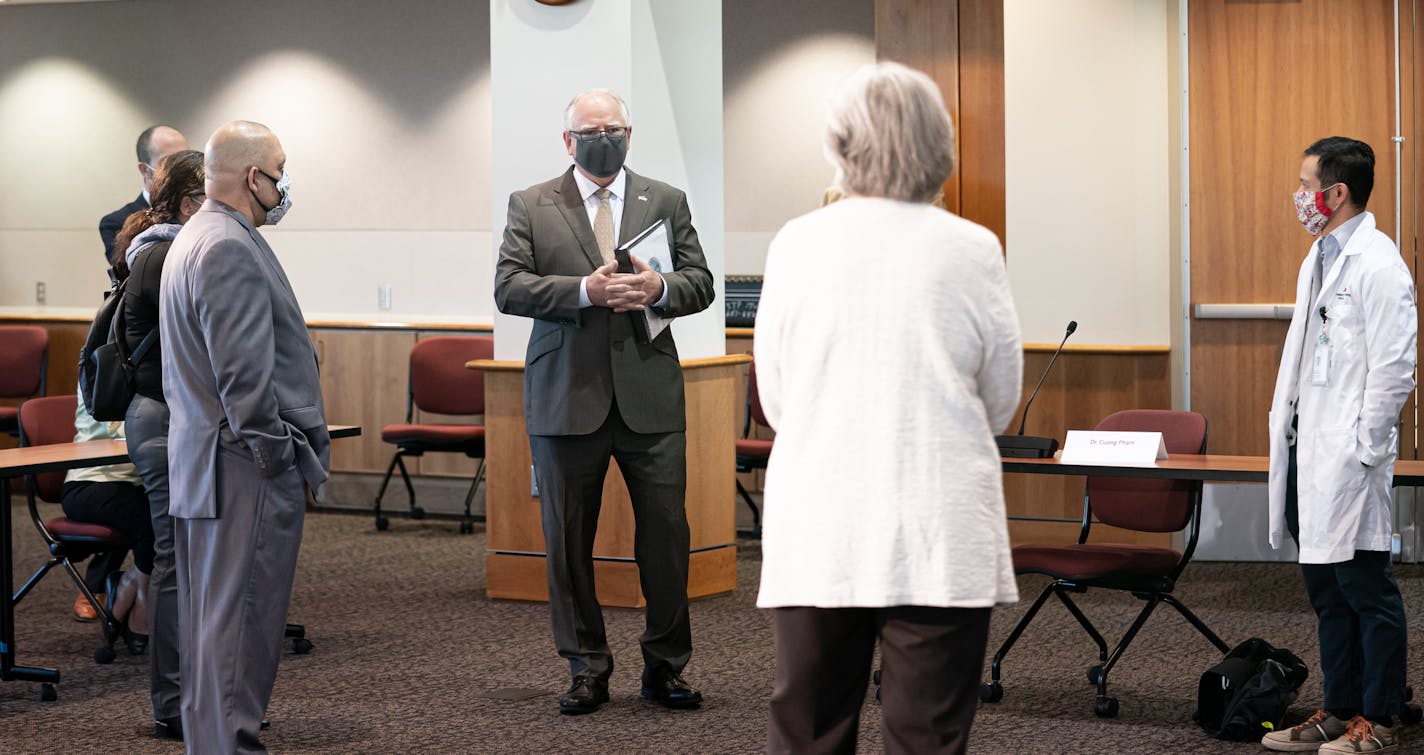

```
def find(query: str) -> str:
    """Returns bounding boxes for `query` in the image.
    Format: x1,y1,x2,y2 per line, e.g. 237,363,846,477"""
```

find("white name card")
1059,430,1168,466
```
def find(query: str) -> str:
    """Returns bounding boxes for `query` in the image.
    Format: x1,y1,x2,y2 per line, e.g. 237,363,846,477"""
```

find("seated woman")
60,387,153,654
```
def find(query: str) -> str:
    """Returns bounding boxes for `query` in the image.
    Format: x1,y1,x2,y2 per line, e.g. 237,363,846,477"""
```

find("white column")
489,0,725,360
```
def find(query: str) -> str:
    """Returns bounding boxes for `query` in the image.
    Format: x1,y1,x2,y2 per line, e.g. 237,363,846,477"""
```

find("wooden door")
1189,0,1418,457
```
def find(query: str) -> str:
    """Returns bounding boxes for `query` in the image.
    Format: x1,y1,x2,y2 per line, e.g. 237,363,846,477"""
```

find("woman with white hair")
755,61,1024,753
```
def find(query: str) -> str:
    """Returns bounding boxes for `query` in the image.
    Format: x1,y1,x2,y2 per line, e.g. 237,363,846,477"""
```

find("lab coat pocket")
1304,424,1367,503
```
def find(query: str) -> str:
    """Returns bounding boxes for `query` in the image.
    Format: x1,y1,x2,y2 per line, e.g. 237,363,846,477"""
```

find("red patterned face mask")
1293,183,1341,237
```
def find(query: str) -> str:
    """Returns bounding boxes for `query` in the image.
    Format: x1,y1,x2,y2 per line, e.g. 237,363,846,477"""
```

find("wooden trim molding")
1022,343,1171,355
470,354,752,372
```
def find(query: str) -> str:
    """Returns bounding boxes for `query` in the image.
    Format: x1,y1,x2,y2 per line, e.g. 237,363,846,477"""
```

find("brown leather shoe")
73,592,103,623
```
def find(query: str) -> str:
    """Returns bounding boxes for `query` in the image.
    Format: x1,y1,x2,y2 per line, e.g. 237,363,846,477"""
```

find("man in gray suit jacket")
159,120,328,754
495,89,715,715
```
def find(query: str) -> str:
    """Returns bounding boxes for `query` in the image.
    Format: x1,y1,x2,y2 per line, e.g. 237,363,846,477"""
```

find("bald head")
205,120,286,226
137,125,188,191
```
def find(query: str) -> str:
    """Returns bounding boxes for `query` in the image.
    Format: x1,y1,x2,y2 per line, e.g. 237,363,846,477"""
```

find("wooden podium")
469,354,750,607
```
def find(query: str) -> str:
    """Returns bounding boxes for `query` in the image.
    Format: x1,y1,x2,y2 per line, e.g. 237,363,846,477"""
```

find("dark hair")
109,150,204,277
135,124,179,165
1304,136,1374,209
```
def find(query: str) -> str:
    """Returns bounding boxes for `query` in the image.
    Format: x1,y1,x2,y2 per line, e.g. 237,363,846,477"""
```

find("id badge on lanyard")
1312,306,1330,386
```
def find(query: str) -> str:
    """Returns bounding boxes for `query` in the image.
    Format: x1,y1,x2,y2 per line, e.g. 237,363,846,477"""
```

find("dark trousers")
768,606,991,755
61,479,153,575
1286,443,1409,718
529,404,691,684
127,394,181,721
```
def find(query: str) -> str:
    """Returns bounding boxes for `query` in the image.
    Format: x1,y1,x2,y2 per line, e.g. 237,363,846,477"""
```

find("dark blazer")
99,194,147,263
495,167,715,436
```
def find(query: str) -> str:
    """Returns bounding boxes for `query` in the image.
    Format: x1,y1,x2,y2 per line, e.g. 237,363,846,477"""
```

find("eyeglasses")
569,126,628,139
187,193,206,204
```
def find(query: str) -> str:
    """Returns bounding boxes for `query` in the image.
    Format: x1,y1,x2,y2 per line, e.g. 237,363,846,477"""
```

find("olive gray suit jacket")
159,201,329,519
494,167,715,436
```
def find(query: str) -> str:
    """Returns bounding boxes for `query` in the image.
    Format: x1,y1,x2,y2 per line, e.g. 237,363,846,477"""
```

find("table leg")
1,475,60,685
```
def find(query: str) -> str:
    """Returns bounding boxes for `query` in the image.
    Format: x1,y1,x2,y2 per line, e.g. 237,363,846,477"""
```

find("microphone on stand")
996,320,1077,458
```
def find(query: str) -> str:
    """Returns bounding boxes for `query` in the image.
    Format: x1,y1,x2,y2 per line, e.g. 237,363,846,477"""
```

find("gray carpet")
0,507,1420,754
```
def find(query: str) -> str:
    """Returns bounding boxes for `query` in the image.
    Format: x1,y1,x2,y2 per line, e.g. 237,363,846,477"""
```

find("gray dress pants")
125,394,180,723
175,443,305,755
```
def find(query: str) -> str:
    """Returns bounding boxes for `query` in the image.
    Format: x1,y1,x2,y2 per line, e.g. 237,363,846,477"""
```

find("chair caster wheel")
40,683,57,702
292,637,314,655
979,682,1004,703
873,668,881,685
1094,697,1119,718
410,506,426,520
1405,685,1415,702
93,645,116,664
1087,665,1105,686
459,520,473,534
375,516,389,531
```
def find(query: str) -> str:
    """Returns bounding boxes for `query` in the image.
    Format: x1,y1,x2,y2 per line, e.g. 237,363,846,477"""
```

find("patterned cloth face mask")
1293,182,1341,237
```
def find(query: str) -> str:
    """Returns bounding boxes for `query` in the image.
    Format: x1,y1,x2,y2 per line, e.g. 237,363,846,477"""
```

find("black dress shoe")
641,673,703,709
154,716,183,741
559,676,609,715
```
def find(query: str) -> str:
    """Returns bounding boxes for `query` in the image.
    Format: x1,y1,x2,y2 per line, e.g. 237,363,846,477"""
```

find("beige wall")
1004,0,1174,346
0,0,876,318
722,0,876,275
0,0,493,318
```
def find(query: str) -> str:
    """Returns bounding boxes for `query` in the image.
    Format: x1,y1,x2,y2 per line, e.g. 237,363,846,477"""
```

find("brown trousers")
768,605,991,755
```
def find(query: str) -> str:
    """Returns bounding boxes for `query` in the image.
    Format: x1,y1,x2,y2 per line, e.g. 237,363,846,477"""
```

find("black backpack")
78,276,156,421
1195,637,1309,741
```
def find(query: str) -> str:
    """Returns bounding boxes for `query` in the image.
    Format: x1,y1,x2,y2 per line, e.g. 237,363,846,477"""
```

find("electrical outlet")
530,465,540,498
378,285,392,311
35,281,46,305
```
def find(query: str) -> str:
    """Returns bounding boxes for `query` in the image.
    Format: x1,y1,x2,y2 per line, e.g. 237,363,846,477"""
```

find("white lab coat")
1267,211,1416,564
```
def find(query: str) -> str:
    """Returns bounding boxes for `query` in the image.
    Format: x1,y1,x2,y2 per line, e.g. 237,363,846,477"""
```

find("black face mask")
572,133,628,178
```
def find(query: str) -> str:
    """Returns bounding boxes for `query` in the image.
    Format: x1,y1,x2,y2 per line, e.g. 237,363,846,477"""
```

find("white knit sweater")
754,198,1023,608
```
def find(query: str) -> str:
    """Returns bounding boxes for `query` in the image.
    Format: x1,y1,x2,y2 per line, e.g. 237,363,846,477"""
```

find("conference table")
1003,453,1424,486
0,425,361,697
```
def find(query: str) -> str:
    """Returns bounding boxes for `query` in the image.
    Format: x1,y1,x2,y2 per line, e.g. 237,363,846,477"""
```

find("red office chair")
980,409,1229,719
15,395,133,664
734,360,770,538
0,326,48,436
374,336,492,534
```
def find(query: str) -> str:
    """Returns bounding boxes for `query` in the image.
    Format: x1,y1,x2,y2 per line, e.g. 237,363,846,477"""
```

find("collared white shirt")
573,167,626,243
573,167,670,310
1297,212,1368,418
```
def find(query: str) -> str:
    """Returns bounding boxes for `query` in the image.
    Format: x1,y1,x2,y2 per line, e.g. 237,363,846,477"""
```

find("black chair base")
373,445,485,534
733,475,762,538
286,623,313,654
982,577,1229,718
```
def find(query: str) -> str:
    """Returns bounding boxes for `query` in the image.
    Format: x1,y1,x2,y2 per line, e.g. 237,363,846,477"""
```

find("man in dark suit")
75,129,189,622
99,125,188,263
494,89,715,716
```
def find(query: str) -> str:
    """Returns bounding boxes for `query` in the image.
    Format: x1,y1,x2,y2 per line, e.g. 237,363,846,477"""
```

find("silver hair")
824,62,956,203
563,88,632,131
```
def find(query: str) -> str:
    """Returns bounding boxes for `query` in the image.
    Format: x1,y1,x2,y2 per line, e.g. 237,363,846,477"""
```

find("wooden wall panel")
876,0,962,211
311,328,416,474
1003,349,1172,548
1188,0,1413,457
955,0,1006,245
875,0,1006,245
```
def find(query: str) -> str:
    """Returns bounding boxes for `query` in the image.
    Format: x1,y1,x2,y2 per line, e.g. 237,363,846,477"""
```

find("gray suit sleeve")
494,191,584,324
655,192,715,318
193,238,295,476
